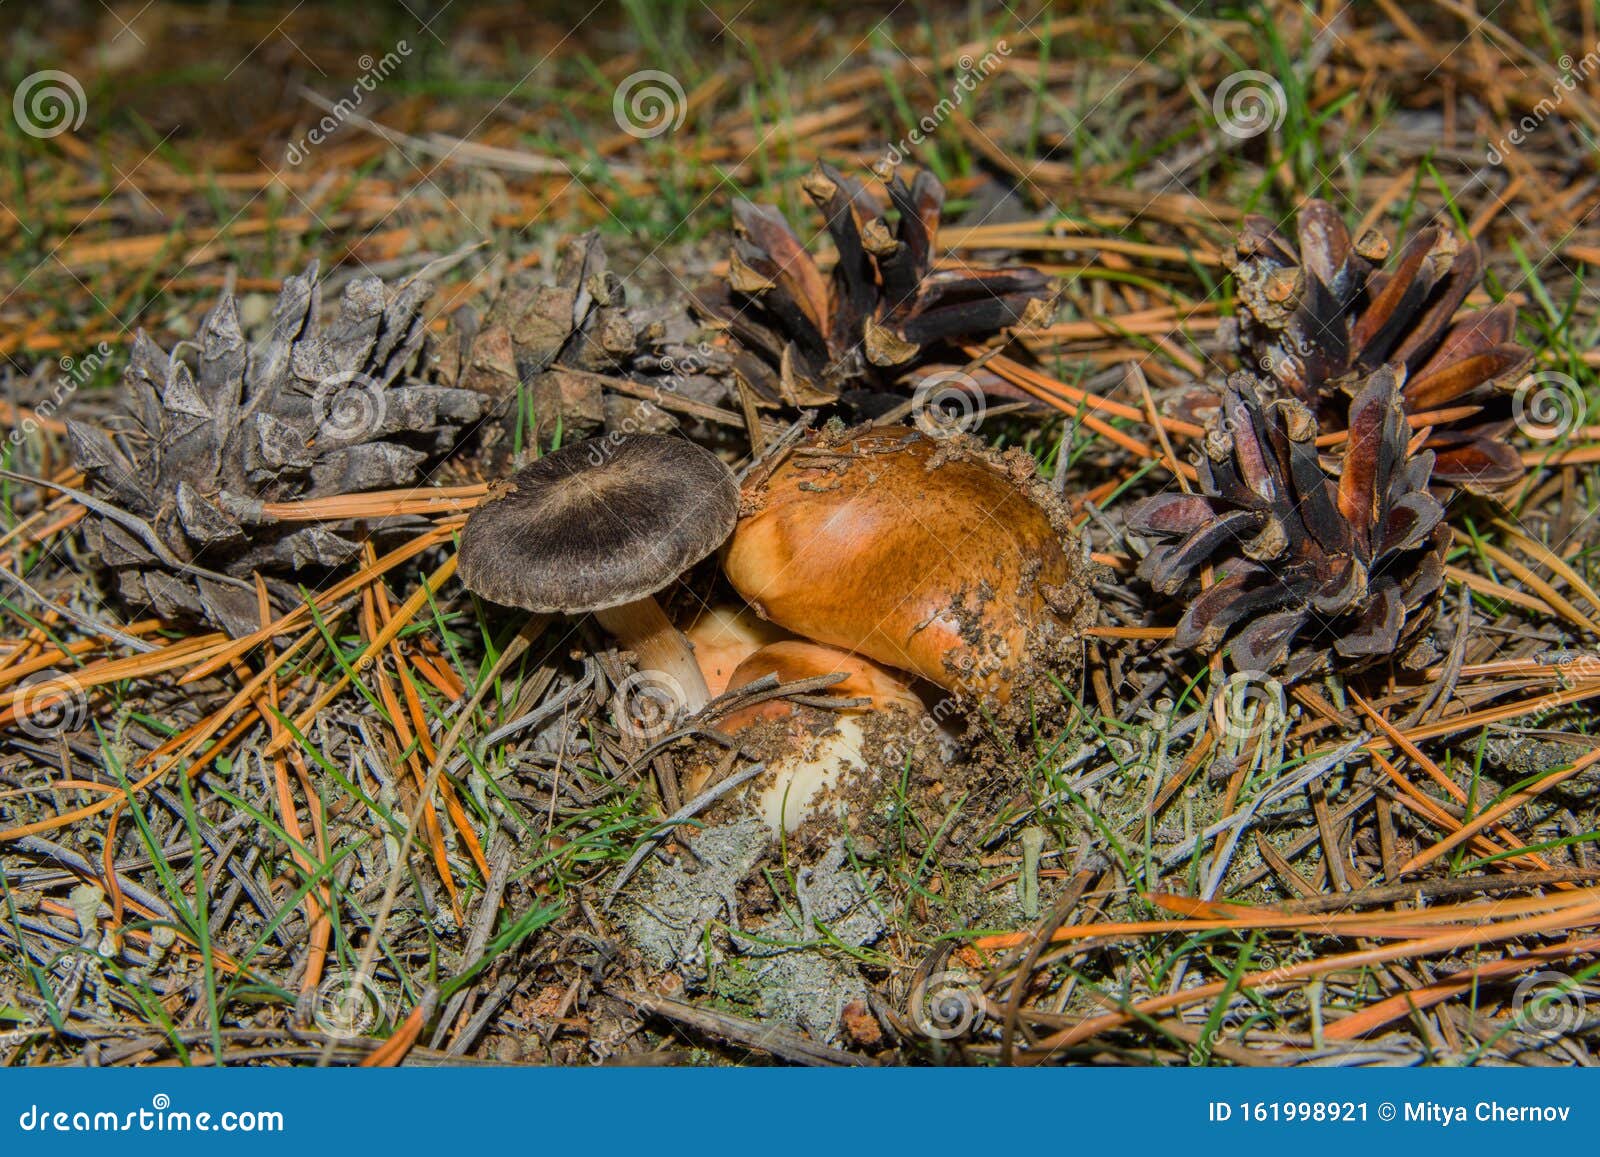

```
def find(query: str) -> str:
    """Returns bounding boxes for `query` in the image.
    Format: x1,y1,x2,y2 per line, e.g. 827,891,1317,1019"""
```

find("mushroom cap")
686,603,792,698
723,427,1091,702
459,435,738,614
719,639,922,731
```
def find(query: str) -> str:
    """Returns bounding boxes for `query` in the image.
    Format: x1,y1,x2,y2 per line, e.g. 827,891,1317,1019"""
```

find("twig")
0,468,252,592
0,562,157,653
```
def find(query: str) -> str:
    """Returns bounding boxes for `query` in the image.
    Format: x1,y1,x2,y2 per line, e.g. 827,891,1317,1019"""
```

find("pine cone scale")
697,163,1053,400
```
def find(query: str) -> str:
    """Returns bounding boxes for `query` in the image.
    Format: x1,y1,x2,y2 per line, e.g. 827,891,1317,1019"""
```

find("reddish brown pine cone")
1129,370,1450,679
1224,199,1532,491
693,162,1053,405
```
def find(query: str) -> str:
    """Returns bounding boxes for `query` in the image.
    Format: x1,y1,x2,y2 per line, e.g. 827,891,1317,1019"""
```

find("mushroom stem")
595,597,712,713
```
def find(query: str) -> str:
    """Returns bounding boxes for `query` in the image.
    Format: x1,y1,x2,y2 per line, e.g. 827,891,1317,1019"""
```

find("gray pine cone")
433,233,732,462
69,262,487,635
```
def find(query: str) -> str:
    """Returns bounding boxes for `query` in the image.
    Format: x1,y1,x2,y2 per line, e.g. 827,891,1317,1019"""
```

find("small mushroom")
458,434,737,713
722,426,1094,708
711,640,930,833
720,639,922,730
684,603,791,698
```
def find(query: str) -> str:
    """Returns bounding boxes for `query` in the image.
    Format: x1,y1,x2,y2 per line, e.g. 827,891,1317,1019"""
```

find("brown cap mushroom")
719,639,922,731
684,603,791,698
458,434,737,712
722,426,1094,708
711,640,930,833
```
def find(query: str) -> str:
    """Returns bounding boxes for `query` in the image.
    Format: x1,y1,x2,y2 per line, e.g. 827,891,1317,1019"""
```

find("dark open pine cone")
693,162,1054,404
69,264,486,635
1226,199,1532,491
1129,369,1450,678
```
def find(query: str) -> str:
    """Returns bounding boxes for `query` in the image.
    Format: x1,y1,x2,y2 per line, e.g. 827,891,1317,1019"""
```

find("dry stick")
432,837,516,1051
1145,727,1215,819
183,527,455,685
994,368,1199,481
1404,677,1600,745
10,834,176,921
0,467,251,591
1023,894,1600,1055
1475,539,1600,636
361,573,459,910
1521,445,1600,467
1493,517,1600,614
971,348,1204,436
101,805,128,935
979,886,1600,950
559,367,779,434
1369,750,1513,863
1084,624,1175,640
1316,404,1483,447
289,744,335,1002
375,575,489,882
257,487,486,523
940,226,1221,266
242,572,334,1006
0,631,236,718
1401,584,1472,728
29,896,245,979
1323,934,1600,1042
0,563,157,653
0,611,63,684
613,989,864,1066
998,869,1093,1067
1283,869,1600,915
296,85,591,178
0,620,164,689
1500,524,1600,606
1023,312,1225,342
1129,362,1191,493
0,627,318,841
1253,832,1321,898
1351,689,1554,873
981,349,1485,451
1441,563,1558,617
359,997,436,1068
603,759,770,910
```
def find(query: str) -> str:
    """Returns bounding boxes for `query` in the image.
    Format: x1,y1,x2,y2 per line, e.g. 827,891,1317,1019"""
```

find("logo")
1212,70,1287,140
613,70,686,139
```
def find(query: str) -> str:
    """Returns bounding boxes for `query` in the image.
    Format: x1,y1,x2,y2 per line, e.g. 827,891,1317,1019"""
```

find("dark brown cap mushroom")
458,434,738,712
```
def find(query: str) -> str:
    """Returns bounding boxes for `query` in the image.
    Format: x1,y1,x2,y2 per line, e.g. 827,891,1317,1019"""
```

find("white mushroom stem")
595,597,712,713
758,717,871,834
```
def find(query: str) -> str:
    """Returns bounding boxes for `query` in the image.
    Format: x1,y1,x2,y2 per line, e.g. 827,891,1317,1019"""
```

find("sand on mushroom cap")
723,425,1095,712
457,434,738,714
